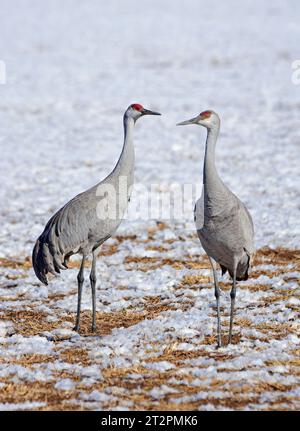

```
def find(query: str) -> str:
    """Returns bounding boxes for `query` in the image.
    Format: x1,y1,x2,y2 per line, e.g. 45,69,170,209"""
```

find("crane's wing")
213,196,254,257
32,190,96,285
238,200,254,255
194,187,204,231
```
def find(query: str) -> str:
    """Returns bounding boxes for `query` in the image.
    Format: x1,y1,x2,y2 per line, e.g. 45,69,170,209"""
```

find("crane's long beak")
176,116,198,126
142,108,161,116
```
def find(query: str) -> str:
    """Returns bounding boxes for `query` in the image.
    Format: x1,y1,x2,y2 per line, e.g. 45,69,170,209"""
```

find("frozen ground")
0,0,299,410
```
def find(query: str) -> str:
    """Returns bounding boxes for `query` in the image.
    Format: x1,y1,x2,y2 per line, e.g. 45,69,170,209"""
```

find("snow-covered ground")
0,0,299,411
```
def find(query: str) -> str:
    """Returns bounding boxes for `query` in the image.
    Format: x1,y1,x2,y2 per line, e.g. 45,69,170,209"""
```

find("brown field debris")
0,244,300,411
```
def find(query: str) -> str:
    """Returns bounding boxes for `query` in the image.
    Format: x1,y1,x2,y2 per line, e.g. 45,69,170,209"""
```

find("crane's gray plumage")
32,103,161,332
178,110,254,347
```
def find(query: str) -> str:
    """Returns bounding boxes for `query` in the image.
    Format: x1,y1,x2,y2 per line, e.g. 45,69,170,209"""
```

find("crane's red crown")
131,103,144,112
200,110,212,119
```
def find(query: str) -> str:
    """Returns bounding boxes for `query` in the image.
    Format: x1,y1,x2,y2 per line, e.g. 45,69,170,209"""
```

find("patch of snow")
54,378,76,391
144,361,176,371
0,401,47,411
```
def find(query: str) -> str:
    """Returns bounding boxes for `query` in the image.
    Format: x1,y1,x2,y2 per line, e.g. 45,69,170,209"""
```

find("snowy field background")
0,0,300,410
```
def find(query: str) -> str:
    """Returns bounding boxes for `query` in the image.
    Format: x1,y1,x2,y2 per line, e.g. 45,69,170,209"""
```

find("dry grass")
0,310,61,336
60,348,91,365
0,244,299,411
0,295,176,338
253,247,300,269
0,354,56,366
0,380,82,410
124,255,209,272
0,257,32,270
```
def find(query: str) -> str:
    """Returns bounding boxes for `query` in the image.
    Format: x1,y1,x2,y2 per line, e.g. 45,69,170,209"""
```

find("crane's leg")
90,250,97,332
228,260,238,345
74,254,86,332
208,257,222,348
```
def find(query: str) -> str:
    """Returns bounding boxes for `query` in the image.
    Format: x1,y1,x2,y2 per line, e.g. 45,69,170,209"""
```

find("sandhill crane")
177,110,254,347
32,103,161,332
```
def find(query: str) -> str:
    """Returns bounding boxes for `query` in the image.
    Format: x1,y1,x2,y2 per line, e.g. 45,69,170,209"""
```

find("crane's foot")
91,324,97,333
216,330,222,348
216,325,222,348
73,324,80,332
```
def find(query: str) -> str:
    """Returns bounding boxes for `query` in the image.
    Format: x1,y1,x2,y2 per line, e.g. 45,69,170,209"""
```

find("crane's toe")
73,324,80,332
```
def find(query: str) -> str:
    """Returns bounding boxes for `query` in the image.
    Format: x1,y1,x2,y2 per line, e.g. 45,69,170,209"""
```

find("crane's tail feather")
237,252,251,281
222,266,249,281
220,265,227,276
32,238,66,285
236,270,249,282
220,254,251,281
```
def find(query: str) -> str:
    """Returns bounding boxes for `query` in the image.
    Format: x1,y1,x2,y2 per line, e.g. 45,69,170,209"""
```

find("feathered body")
32,104,161,332
194,172,254,281
33,113,135,285
178,109,254,346
192,114,254,280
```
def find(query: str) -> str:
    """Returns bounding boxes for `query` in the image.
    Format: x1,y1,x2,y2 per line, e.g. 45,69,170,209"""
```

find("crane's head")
126,103,161,122
177,110,220,130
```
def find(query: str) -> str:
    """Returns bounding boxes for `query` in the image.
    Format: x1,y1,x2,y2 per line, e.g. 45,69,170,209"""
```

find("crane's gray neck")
112,114,135,177
202,124,228,215
203,125,221,186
